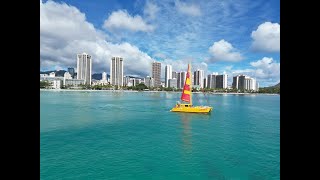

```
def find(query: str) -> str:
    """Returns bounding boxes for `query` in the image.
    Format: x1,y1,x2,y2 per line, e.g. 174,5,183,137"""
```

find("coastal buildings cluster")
40,52,259,91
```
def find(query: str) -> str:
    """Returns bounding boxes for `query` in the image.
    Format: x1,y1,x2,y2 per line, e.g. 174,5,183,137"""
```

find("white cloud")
228,57,280,87
250,57,280,79
40,0,154,76
175,0,201,16
144,1,159,20
208,39,243,62
251,22,280,52
103,10,154,32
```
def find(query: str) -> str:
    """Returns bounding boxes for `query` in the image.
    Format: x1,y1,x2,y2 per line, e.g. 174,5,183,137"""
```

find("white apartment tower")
63,72,72,86
245,76,257,91
110,57,124,86
222,74,228,89
102,72,107,81
165,65,172,87
77,52,92,85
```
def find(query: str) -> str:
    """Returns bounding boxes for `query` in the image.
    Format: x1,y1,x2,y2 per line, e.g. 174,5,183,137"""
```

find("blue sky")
40,0,280,87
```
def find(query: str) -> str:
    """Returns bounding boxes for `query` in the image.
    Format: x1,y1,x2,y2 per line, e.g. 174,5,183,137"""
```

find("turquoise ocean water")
40,90,280,180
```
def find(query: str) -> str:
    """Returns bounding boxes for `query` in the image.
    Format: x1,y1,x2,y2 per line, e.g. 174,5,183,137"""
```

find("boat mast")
189,63,192,106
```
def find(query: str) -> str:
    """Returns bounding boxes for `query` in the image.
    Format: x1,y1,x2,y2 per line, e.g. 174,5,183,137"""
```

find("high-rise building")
177,72,181,89
63,72,72,85
232,75,240,89
98,72,108,85
216,74,228,89
169,78,177,88
145,76,154,88
165,65,172,87
177,71,186,89
77,52,92,85
123,76,130,86
172,71,177,79
207,74,212,88
245,76,257,91
238,75,246,90
203,78,206,89
223,74,228,89
207,73,218,89
68,67,75,78
102,72,107,81
152,61,161,87
233,75,258,91
193,69,204,88
128,78,135,87
110,57,124,86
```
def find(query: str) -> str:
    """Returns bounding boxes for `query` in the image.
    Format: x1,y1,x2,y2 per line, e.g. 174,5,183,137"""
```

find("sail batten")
181,64,192,104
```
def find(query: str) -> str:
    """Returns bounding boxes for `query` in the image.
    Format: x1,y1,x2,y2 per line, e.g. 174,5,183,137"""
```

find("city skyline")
40,0,279,87
42,49,257,89
41,60,259,90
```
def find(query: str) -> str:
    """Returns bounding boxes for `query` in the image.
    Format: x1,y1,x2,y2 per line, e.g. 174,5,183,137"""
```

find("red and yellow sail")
181,64,192,103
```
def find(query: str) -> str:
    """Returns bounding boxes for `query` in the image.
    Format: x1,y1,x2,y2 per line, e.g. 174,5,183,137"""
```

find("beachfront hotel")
165,65,172,88
233,75,258,91
216,74,228,89
145,76,154,88
207,73,218,88
206,73,228,89
232,75,240,89
77,52,92,85
110,57,124,86
152,61,161,87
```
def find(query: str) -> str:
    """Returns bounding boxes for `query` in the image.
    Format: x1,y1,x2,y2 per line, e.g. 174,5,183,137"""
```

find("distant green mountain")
92,73,110,80
259,82,280,94
40,70,66,77
273,82,280,87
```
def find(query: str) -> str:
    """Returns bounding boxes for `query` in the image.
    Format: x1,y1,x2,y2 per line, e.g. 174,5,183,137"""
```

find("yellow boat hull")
170,105,213,113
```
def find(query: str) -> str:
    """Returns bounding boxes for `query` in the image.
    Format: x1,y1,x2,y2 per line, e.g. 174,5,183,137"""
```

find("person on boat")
176,101,181,108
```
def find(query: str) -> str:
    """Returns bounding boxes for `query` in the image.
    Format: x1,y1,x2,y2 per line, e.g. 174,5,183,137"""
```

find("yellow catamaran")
170,64,213,113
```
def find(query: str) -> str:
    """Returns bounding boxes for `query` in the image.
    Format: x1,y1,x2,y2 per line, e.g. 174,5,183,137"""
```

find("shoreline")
40,89,279,95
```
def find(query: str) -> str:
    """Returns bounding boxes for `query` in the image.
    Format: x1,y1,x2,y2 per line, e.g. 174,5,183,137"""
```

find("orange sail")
181,64,191,102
